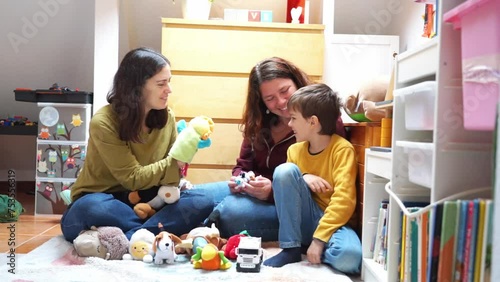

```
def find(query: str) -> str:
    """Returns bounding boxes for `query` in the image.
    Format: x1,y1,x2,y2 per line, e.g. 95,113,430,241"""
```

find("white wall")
0,0,94,181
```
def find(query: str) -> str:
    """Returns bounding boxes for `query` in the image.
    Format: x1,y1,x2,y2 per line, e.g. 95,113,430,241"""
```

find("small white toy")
235,171,256,190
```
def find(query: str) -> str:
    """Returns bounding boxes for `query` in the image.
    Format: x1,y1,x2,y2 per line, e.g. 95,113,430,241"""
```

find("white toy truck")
235,236,263,272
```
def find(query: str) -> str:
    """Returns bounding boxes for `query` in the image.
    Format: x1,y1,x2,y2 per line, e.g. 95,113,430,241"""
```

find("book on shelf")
429,202,443,282
437,200,459,281
463,199,479,282
474,199,487,282
480,200,493,282
418,209,430,282
373,201,389,264
454,200,469,282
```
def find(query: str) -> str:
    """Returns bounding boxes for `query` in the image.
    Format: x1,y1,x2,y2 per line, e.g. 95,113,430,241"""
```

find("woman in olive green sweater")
60,47,214,241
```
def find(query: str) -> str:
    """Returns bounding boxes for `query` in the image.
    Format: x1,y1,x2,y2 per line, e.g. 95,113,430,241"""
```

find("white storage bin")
395,81,436,130
397,141,434,188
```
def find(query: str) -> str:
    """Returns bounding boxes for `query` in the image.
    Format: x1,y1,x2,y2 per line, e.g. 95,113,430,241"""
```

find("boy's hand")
307,238,325,264
303,174,333,193
241,175,272,201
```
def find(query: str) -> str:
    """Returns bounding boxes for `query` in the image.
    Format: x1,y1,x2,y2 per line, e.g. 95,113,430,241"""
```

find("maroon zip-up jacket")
232,117,346,203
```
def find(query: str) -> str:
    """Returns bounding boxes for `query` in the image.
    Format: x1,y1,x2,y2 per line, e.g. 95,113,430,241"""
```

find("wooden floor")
0,181,62,254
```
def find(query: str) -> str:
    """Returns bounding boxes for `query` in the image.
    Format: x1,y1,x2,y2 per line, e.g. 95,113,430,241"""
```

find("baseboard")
0,169,36,181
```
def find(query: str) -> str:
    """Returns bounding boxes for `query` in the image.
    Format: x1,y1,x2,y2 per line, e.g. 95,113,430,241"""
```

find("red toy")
223,230,249,260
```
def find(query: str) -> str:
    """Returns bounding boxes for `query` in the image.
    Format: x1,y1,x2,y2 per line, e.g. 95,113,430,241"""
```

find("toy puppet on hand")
169,115,214,165
128,116,214,219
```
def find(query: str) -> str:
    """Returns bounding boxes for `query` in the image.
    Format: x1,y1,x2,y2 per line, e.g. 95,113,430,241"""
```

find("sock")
263,247,301,267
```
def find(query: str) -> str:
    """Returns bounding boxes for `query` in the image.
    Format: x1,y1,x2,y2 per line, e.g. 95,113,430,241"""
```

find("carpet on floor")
0,235,355,281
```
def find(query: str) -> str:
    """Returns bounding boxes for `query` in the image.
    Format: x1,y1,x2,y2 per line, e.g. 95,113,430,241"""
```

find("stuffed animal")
191,243,232,271
73,226,129,260
168,115,214,164
175,223,225,256
234,171,256,190
223,230,249,260
129,183,181,219
152,231,182,265
344,76,390,122
122,228,155,262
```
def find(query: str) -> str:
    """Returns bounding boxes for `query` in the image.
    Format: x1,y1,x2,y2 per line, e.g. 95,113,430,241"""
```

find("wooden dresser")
344,122,381,233
161,18,325,184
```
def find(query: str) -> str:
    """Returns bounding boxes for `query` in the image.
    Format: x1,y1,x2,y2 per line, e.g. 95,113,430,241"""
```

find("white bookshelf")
361,0,495,281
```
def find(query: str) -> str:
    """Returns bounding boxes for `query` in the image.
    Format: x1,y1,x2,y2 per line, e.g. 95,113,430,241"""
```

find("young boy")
263,83,362,274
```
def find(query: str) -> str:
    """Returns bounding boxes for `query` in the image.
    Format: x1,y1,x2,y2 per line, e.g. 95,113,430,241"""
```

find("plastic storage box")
444,0,500,131
397,141,434,188
395,81,436,130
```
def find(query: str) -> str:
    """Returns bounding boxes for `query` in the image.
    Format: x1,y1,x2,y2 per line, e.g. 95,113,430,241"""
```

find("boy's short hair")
288,83,342,135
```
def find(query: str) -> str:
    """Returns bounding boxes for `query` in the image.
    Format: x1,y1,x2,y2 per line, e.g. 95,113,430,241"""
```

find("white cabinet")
361,0,495,281
35,102,91,215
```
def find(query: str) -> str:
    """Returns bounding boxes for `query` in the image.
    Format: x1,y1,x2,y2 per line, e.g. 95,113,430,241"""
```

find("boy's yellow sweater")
287,134,357,242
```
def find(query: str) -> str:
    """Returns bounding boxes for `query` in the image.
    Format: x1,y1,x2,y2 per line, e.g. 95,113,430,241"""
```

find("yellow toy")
168,115,214,164
122,228,155,263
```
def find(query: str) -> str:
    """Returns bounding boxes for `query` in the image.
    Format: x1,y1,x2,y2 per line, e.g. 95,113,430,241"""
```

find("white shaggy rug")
0,235,356,281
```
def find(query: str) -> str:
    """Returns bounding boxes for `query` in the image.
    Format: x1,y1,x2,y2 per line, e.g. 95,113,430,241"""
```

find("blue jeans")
194,181,279,242
273,163,362,274
60,189,214,241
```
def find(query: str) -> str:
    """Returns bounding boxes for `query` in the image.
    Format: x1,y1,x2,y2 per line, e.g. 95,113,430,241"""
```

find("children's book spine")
467,199,480,281
437,200,458,282
474,199,486,282
481,200,493,282
454,200,468,282
430,203,443,282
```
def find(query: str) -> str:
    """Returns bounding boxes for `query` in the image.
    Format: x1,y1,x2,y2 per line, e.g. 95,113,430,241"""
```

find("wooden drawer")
187,168,232,185
162,19,325,77
358,164,365,186
190,123,242,166
353,144,365,165
170,75,247,120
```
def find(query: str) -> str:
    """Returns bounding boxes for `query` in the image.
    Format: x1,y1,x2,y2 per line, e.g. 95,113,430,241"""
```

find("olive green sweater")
70,105,180,202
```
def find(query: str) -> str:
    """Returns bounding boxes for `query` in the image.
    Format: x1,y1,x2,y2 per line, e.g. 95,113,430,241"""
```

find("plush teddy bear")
73,226,129,260
344,76,390,122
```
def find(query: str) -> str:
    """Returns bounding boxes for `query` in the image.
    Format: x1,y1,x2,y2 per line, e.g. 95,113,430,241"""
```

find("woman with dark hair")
195,57,346,241
60,47,214,241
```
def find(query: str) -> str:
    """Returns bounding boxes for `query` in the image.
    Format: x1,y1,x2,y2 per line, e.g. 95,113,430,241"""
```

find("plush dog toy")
73,226,129,260
168,115,214,164
152,231,182,265
122,228,155,262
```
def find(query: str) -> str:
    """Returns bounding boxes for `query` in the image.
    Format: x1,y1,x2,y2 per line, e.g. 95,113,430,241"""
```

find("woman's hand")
307,238,325,264
303,174,333,194
241,175,273,201
227,176,242,194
